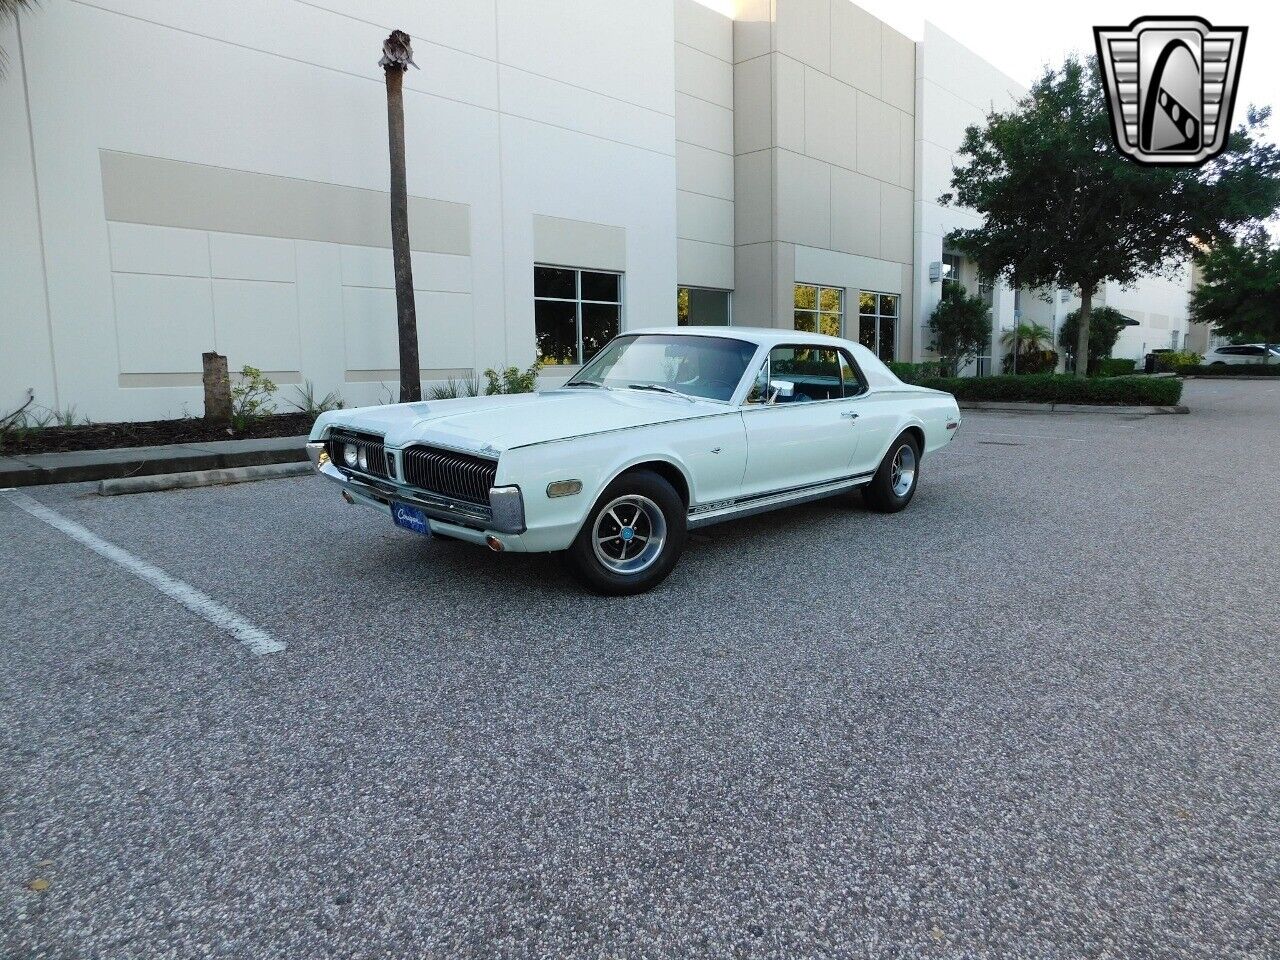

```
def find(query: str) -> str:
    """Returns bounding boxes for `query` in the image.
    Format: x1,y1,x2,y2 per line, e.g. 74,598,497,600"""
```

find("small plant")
290,380,344,420
427,375,481,400
1,389,35,429
0,391,92,450
230,365,278,431
51,405,88,428
483,360,542,395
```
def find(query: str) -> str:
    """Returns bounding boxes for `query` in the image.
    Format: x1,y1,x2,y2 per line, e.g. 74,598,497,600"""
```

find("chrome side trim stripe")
686,472,874,529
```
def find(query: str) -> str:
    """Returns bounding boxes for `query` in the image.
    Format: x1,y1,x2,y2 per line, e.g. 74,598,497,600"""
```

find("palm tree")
379,30,422,403
1000,321,1052,355
1,0,34,76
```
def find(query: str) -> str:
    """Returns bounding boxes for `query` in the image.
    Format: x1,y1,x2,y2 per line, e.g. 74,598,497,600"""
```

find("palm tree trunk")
384,47,420,403
1075,282,1094,378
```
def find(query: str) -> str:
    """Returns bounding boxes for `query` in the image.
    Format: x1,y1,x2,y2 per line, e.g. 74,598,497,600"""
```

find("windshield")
567,334,757,402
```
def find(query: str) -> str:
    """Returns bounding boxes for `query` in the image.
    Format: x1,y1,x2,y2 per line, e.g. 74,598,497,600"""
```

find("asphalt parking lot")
2,378,1277,959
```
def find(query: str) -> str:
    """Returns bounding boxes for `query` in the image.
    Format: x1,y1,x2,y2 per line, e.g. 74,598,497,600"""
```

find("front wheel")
567,470,686,595
861,434,920,513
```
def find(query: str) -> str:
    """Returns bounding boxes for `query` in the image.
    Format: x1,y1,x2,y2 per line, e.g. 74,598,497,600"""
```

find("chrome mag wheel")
591,495,667,575
890,444,917,497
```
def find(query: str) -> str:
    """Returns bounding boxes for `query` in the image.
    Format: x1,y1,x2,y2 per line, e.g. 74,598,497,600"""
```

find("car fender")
498,413,745,550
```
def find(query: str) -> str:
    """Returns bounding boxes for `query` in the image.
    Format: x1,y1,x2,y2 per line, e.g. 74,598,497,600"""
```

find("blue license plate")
391,502,432,537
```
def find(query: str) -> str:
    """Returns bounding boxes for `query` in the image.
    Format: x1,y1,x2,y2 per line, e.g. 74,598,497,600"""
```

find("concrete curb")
0,435,309,487
959,401,1189,415
1182,376,1280,382
99,461,314,496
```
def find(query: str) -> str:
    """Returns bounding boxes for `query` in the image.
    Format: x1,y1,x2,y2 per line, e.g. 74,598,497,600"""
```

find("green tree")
1057,306,1130,375
945,56,1280,377
1190,228,1280,348
928,282,991,376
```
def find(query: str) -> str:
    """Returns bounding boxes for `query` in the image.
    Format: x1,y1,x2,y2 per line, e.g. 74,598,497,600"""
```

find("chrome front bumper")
308,441,525,534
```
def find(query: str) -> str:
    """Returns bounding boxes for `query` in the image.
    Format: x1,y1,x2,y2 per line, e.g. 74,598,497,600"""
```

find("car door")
737,344,861,498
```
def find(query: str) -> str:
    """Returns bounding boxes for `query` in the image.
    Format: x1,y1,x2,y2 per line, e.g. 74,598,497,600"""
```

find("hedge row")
1182,364,1280,377
1096,357,1138,377
902,373,1184,406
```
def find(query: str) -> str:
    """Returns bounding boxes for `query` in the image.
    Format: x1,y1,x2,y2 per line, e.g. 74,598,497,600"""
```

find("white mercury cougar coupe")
309,327,960,594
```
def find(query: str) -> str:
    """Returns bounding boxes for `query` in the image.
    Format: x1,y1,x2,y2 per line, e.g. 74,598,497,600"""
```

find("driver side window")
746,345,865,404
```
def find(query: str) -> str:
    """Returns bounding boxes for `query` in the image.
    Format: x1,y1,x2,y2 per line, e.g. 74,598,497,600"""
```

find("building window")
977,272,995,306
858,291,899,361
535,265,621,365
941,252,963,289
794,284,843,336
677,287,731,326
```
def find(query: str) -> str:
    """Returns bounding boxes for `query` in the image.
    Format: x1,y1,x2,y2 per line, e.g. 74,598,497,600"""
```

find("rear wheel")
861,434,921,513
567,470,686,595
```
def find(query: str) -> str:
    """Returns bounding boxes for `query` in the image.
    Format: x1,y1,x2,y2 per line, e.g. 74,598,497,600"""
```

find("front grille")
402,445,497,506
328,430,390,479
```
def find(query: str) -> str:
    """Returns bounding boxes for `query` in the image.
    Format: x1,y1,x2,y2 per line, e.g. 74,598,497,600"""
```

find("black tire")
861,433,921,513
567,470,686,595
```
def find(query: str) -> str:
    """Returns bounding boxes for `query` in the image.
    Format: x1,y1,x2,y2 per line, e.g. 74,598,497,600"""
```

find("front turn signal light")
546,480,583,498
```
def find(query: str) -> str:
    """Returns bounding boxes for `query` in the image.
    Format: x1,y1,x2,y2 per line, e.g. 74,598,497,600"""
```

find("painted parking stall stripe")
2,489,284,656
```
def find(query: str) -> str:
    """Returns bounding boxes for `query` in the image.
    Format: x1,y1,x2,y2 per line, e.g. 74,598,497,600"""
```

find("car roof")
625,325,855,349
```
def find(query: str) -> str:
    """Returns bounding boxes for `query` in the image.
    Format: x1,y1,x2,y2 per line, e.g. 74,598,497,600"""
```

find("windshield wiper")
626,383,695,402
563,380,602,388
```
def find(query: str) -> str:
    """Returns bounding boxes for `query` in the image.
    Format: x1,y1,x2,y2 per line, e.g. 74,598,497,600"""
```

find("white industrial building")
1,0,1192,422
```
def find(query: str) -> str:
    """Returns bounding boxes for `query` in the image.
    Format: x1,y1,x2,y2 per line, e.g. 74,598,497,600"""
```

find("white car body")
1203,344,1280,366
308,327,960,554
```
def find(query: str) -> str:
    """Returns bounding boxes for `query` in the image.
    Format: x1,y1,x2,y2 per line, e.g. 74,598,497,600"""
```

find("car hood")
312,389,725,455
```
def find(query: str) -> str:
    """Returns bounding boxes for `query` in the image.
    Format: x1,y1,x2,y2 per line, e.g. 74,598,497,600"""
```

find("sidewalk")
0,435,309,488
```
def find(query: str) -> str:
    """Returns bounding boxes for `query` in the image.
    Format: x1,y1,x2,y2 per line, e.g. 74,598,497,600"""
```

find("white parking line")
2,489,284,656
970,431,1088,443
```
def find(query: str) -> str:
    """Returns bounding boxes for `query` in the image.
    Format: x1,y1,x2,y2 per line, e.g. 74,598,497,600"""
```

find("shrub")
231,366,277,431
427,375,482,400
290,380,343,421
1002,348,1059,374
928,283,992,376
1153,350,1203,373
483,361,541,395
1058,307,1131,374
914,373,1182,406
1096,357,1137,377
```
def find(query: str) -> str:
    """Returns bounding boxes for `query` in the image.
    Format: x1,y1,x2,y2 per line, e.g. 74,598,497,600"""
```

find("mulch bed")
1,413,317,456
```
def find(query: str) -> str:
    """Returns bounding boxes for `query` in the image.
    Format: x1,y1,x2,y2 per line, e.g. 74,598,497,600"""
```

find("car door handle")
840,411,859,420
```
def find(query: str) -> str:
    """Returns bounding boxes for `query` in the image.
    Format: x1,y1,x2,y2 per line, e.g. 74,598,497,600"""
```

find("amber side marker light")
547,480,583,498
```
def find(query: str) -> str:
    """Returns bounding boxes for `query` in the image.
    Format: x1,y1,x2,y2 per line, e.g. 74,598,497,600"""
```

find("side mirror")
768,379,795,403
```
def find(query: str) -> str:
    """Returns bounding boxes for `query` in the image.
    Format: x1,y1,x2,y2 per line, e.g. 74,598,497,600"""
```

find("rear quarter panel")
856,386,959,465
